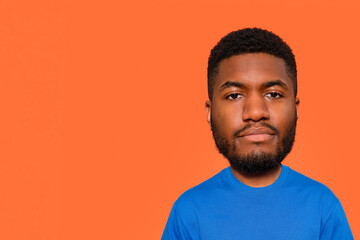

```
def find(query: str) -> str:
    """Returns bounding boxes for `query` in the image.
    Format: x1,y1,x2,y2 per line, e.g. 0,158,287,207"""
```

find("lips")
238,127,276,137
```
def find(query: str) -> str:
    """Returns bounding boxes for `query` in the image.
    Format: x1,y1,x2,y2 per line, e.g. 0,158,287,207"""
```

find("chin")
234,147,278,158
226,145,286,175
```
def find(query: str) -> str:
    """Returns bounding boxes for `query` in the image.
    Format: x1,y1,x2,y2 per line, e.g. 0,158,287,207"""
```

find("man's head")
205,28,299,175
207,28,297,101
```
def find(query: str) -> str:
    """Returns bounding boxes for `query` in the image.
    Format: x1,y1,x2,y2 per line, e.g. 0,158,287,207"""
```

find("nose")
242,93,270,122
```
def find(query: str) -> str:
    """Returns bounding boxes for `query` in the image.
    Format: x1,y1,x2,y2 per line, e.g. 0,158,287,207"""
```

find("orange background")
0,0,359,239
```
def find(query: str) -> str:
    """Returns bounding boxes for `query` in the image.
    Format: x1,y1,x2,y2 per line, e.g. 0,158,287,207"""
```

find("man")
162,28,353,239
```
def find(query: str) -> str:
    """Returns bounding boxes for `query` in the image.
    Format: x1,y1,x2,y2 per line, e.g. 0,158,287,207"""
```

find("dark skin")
206,53,300,187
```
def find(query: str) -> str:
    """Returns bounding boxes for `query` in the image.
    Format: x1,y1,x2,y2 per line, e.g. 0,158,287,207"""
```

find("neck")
230,165,282,188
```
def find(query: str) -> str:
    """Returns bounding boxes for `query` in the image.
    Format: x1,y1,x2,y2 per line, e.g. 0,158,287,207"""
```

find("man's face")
206,53,299,175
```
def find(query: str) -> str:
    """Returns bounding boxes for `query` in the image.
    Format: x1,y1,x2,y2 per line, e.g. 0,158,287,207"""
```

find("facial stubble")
211,114,297,176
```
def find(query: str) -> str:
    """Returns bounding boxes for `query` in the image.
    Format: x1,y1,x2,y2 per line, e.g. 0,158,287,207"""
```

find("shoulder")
283,167,353,238
286,166,335,193
173,167,230,211
165,168,229,235
285,166,340,210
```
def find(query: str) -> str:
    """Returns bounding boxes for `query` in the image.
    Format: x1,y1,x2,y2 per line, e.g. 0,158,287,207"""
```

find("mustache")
233,122,279,138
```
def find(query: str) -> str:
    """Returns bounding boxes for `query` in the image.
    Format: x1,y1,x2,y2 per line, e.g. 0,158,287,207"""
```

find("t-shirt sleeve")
320,200,354,240
161,204,192,240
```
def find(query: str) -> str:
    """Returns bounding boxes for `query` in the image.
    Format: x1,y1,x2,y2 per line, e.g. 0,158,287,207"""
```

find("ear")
205,100,211,126
295,97,300,119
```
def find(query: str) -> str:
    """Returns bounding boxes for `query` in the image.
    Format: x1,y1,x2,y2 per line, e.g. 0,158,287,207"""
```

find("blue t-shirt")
162,165,353,240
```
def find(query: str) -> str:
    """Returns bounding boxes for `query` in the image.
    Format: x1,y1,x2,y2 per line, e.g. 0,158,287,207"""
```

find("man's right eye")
226,93,242,100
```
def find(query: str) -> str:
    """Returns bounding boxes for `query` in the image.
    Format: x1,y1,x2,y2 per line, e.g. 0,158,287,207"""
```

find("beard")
211,115,297,176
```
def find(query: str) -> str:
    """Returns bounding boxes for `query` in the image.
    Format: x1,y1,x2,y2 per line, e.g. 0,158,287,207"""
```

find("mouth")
237,127,276,142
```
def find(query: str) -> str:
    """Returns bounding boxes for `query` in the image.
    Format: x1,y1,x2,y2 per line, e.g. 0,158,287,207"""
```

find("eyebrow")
219,81,246,91
261,80,288,90
219,79,289,91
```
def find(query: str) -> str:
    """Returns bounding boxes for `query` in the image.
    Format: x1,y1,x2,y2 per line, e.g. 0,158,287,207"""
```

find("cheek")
212,103,243,135
270,104,296,132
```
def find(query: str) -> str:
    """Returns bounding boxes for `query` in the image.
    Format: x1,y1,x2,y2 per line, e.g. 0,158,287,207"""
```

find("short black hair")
207,28,297,100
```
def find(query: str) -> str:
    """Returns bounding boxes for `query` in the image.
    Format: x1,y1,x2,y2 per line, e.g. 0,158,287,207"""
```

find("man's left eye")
265,92,283,99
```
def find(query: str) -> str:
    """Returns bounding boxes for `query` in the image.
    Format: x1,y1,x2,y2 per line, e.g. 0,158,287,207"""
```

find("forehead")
214,53,293,91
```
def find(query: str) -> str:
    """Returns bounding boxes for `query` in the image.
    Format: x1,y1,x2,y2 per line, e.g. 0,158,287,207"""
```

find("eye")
226,93,243,100
265,92,283,99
